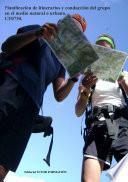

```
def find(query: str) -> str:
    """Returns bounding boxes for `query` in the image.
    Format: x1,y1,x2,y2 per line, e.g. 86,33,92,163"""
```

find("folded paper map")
45,15,99,77
86,44,128,82
44,15,128,81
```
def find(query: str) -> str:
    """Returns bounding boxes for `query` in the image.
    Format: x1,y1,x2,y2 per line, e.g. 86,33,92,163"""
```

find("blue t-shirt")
4,25,66,108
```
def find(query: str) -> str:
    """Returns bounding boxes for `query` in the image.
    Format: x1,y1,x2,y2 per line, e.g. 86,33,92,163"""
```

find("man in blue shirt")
0,14,86,181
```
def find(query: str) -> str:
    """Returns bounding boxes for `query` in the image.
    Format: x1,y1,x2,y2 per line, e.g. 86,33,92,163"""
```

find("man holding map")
0,14,87,181
75,34,128,182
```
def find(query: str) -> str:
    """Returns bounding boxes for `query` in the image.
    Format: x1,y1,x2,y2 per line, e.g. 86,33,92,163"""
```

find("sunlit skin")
97,40,112,48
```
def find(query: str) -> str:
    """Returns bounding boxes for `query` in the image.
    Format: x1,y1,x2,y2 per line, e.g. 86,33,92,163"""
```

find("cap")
96,34,115,49
71,14,87,32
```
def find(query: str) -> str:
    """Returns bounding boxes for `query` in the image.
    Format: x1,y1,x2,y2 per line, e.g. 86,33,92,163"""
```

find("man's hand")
78,84,90,95
117,74,125,85
82,72,98,90
35,23,58,41
117,71,128,94
117,71,128,86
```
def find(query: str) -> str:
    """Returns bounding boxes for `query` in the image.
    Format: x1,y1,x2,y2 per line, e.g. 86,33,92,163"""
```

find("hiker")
0,14,86,181
75,34,128,182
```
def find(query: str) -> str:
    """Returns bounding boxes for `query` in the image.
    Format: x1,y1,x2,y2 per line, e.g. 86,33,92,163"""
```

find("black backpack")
85,83,128,125
32,115,53,167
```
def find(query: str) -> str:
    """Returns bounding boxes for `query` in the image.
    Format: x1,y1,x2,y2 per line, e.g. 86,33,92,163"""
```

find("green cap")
96,36,115,49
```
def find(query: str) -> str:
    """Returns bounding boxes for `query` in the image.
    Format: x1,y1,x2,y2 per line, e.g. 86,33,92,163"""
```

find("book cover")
0,0,128,182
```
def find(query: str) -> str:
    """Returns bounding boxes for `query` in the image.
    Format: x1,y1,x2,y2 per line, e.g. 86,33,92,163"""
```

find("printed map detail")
45,15,98,77
88,44,128,82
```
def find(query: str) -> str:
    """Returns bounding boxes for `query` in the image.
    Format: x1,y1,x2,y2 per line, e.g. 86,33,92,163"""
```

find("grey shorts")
83,117,128,170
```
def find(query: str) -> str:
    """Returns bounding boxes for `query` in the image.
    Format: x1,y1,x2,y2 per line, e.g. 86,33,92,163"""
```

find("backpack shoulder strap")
85,85,95,122
120,85,128,107
120,63,128,107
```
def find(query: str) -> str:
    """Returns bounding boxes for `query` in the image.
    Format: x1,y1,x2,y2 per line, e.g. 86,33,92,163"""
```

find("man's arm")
2,23,57,56
118,72,128,94
75,84,90,117
75,72,98,117
52,76,78,102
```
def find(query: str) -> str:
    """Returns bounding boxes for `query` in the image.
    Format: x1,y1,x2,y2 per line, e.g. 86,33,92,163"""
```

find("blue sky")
0,0,128,181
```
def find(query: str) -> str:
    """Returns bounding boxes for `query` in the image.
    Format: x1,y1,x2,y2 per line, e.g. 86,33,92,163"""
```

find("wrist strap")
70,77,78,83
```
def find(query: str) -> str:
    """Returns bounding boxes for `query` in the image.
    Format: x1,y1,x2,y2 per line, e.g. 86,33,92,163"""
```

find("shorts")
83,117,128,170
0,74,38,171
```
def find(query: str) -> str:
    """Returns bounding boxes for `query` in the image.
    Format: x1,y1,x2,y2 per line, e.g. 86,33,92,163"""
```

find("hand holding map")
44,15,98,77
44,14,128,81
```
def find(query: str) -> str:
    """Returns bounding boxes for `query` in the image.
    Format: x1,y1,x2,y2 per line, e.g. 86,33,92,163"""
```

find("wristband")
70,77,78,83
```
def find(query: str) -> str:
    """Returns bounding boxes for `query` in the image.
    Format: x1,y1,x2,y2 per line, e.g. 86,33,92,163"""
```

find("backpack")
120,85,128,107
85,83,128,119
84,81,128,140
32,115,53,166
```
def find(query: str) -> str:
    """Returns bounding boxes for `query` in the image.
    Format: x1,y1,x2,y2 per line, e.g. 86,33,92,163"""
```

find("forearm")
2,30,38,56
55,78,75,102
75,93,89,117
120,80,128,95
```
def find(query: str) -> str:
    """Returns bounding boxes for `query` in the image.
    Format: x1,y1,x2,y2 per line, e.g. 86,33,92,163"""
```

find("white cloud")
4,172,46,182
